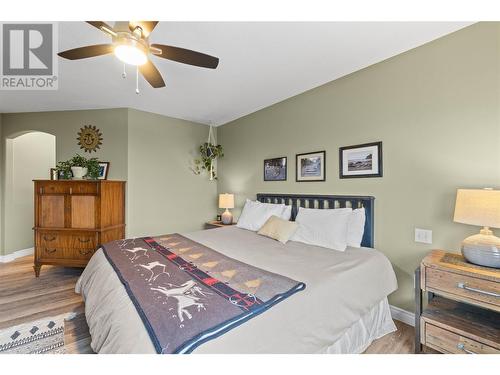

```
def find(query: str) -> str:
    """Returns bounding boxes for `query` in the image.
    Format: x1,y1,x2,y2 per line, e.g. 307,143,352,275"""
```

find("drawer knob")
78,238,91,243
43,235,56,242
457,282,500,298
44,248,57,254
457,343,474,354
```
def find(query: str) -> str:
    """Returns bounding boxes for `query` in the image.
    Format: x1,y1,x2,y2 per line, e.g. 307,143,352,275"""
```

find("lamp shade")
219,193,234,209
453,189,500,228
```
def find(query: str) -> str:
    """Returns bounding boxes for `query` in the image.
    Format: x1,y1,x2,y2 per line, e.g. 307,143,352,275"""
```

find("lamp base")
461,228,500,268
221,209,233,225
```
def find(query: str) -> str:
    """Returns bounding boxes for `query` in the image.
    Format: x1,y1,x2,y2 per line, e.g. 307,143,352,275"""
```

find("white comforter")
75,226,397,353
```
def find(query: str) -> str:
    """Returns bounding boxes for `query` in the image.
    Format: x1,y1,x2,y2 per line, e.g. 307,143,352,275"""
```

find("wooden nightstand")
205,221,236,229
415,250,500,354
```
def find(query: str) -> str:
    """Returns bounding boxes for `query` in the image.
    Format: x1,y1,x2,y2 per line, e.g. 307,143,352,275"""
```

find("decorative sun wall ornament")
77,125,103,153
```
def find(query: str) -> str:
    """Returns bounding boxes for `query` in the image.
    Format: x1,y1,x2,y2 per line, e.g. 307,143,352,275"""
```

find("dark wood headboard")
256,193,375,248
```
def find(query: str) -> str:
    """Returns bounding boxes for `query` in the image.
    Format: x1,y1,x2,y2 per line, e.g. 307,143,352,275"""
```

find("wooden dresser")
415,250,500,354
33,179,126,277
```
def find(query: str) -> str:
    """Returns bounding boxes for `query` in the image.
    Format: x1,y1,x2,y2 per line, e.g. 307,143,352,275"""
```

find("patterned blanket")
101,234,306,354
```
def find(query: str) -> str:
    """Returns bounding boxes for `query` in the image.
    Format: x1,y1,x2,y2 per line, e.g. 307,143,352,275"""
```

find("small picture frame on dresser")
98,162,110,180
50,168,58,180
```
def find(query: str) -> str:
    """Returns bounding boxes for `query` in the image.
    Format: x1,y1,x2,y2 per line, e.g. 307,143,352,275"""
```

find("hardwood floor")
1,255,416,354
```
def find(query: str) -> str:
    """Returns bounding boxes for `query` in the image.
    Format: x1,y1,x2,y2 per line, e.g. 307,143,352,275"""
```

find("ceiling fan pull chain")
122,63,127,79
136,66,140,94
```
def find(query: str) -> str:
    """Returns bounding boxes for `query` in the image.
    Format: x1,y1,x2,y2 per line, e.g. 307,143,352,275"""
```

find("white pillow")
347,208,366,248
291,207,352,251
282,205,292,220
236,199,286,231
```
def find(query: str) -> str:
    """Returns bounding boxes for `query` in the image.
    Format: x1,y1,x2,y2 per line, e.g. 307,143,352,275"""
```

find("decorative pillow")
236,199,286,231
258,215,299,244
291,207,352,251
347,208,366,248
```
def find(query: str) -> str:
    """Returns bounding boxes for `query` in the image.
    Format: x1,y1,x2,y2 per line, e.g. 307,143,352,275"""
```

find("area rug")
0,313,72,354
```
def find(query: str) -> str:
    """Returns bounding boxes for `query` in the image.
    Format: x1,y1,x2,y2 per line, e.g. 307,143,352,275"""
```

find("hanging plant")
192,126,223,180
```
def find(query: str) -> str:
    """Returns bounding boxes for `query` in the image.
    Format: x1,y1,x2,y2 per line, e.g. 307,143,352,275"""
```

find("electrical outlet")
415,228,432,244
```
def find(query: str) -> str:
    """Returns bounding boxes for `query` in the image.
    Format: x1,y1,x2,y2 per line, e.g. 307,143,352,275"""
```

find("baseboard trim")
0,247,34,263
390,304,415,327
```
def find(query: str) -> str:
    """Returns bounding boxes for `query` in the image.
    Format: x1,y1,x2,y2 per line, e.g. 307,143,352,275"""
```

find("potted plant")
69,154,88,179
85,157,100,180
193,142,224,180
56,154,100,180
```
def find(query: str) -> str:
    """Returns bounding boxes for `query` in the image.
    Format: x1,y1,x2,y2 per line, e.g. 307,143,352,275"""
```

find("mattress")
75,226,398,353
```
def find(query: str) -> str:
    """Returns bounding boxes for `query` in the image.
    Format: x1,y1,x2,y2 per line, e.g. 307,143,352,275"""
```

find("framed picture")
339,141,383,178
264,157,287,181
50,168,58,180
98,162,110,180
296,151,326,182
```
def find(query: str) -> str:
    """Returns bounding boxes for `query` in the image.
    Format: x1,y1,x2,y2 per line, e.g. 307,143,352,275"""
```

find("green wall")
127,109,217,237
0,108,218,256
217,23,500,311
1,108,129,180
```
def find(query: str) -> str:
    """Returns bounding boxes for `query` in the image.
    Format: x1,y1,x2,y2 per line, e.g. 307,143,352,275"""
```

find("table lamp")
219,193,234,225
453,188,500,268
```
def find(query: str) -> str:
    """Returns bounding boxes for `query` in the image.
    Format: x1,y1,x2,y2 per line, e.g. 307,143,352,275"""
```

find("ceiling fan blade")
129,21,159,38
139,60,166,88
86,21,114,33
58,44,115,60
150,44,219,69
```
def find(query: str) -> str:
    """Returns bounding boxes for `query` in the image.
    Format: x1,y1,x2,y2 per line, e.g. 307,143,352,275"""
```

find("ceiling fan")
58,21,219,91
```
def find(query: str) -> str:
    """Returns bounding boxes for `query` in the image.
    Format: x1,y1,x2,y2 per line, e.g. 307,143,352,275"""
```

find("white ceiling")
0,22,472,125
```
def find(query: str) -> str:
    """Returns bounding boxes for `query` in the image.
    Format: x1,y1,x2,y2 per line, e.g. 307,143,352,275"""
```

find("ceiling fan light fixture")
114,44,147,66
58,21,219,90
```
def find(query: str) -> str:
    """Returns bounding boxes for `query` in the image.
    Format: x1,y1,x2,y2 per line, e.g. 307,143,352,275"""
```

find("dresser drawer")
37,232,97,249
37,181,99,195
425,267,500,310
37,181,70,195
71,248,97,261
38,247,72,260
70,182,98,195
424,323,499,354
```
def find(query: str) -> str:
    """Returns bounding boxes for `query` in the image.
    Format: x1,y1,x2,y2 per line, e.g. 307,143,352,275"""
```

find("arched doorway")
4,131,56,255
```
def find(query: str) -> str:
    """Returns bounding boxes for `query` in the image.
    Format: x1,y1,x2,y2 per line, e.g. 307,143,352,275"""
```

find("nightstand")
205,221,236,229
415,250,500,354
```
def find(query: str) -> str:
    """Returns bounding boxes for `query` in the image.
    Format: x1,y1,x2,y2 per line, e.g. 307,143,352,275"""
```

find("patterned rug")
0,314,71,354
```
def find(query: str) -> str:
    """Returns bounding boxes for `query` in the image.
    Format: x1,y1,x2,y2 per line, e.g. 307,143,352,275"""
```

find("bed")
75,193,398,354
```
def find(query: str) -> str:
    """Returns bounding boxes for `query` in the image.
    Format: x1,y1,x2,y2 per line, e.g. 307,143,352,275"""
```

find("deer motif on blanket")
123,247,149,261
151,280,209,322
139,261,170,283
139,261,170,282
